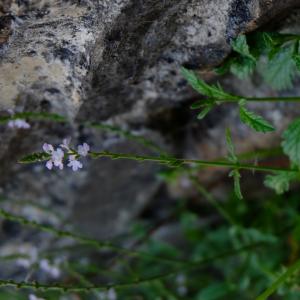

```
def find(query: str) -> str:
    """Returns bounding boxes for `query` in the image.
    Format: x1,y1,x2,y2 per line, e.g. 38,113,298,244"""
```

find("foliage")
264,172,299,195
215,32,300,90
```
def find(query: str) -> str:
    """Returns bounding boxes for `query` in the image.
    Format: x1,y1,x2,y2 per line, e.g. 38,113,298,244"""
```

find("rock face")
0,0,300,238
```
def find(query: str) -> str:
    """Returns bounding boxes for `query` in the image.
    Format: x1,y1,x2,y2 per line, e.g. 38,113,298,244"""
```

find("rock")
0,0,300,239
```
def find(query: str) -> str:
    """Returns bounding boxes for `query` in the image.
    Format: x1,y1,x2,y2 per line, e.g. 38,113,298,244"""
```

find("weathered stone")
0,0,300,239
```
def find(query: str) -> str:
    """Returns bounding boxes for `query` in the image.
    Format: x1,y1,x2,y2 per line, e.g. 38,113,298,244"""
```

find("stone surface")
0,0,300,239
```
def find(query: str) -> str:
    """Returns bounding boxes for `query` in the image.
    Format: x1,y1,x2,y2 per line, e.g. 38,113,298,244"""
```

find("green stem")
0,243,263,293
0,209,187,267
90,151,298,174
189,175,237,226
256,258,300,300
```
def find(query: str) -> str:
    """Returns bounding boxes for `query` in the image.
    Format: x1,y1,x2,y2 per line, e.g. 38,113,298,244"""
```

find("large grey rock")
0,0,300,239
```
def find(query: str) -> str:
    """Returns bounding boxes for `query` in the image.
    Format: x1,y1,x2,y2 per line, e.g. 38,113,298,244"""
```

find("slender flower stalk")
0,243,263,293
89,151,298,174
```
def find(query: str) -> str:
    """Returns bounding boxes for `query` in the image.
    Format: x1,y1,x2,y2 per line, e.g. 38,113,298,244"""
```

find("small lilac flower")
43,143,54,154
43,143,64,170
67,155,83,171
77,143,90,157
60,138,71,151
8,119,30,129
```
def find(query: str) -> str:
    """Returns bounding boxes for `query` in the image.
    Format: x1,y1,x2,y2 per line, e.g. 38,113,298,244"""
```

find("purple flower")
43,143,64,170
77,143,90,157
67,155,83,171
43,143,54,154
60,138,71,151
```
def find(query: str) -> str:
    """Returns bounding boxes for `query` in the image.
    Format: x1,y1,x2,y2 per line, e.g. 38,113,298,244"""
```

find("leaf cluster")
216,32,300,90
182,68,275,133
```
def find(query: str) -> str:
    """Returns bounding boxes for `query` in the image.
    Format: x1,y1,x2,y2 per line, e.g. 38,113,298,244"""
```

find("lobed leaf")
181,67,236,100
239,102,275,133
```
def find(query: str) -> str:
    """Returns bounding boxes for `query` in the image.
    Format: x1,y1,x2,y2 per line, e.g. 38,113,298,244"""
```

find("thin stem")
189,175,237,226
256,258,300,300
0,242,263,293
247,96,300,102
90,151,298,174
0,209,188,267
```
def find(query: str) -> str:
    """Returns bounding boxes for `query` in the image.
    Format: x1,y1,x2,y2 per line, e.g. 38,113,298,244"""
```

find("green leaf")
239,102,275,133
226,128,238,163
197,104,214,120
231,35,256,61
264,172,299,194
230,57,256,79
251,32,298,55
282,118,300,167
19,152,50,163
229,169,243,200
181,67,237,100
260,43,297,90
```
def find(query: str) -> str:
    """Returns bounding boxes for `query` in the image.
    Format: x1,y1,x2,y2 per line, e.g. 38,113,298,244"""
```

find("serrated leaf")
226,128,238,163
232,35,256,61
264,172,299,194
282,118,300,167
260,43,297,90
239,103,275,133
19,152,50,163
181,67,237,100
229,169,243,200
